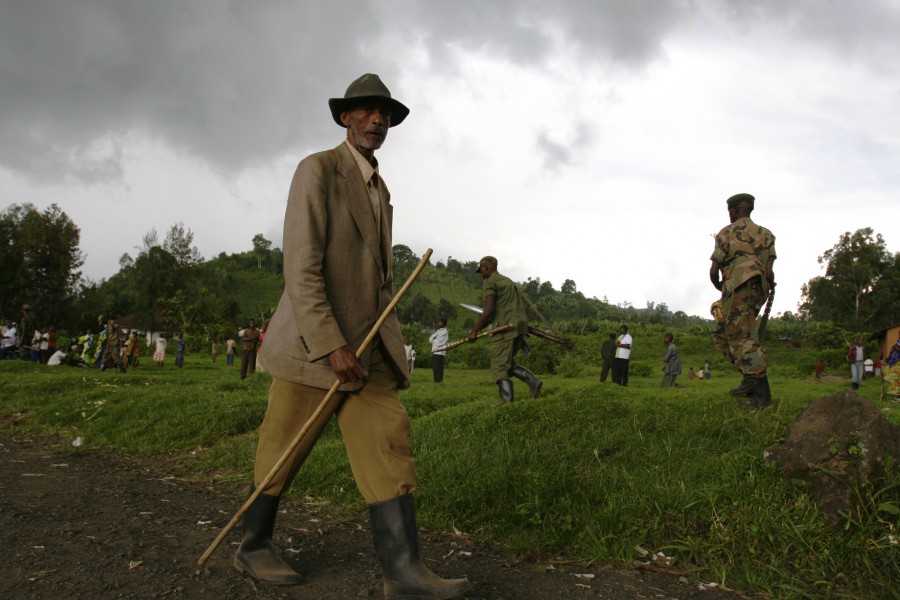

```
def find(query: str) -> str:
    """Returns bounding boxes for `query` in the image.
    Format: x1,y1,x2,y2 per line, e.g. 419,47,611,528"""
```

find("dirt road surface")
1,430,755,599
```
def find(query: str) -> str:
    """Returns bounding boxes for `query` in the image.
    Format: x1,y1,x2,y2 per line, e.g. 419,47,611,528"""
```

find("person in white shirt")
30,329,42,362
848,338,865,390
428,319,449,383
403,338,416,373
614,325,633,386
47,349,67,366
0,322,17,359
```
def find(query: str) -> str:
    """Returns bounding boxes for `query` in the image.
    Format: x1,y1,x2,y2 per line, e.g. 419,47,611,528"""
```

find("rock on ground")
765,390,900,522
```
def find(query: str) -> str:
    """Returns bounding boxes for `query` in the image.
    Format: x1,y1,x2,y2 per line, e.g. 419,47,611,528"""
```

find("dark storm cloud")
1,0,897,183
398,0,683,68
0,0,386,182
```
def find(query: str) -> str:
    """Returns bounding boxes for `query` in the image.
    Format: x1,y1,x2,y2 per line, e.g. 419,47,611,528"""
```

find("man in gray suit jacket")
235,74,470,600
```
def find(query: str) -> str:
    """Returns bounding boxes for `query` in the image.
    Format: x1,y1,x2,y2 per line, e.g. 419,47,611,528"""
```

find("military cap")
727,193,755,207
475,256,498,272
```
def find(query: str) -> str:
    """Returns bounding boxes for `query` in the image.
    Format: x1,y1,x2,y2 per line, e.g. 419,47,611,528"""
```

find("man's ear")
340,111,352,126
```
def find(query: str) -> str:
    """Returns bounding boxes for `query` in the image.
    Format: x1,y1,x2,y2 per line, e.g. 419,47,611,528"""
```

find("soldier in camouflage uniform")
100,317,127,373
709,193,776,408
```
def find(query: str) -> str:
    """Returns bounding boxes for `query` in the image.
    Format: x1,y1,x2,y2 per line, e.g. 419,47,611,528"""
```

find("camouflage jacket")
711,216,776,294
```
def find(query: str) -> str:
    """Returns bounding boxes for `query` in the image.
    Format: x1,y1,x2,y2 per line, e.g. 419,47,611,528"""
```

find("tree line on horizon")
2,203,898,347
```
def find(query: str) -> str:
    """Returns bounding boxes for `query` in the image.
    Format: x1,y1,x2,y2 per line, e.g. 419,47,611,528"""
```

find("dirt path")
1,430,755,599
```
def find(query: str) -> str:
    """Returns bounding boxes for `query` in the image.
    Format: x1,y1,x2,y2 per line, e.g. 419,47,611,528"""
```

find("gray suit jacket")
260,143,409,390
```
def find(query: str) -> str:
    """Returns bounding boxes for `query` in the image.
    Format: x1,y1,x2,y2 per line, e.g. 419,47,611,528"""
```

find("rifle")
460,303,575,349
758,283,776,338
433,325,511,353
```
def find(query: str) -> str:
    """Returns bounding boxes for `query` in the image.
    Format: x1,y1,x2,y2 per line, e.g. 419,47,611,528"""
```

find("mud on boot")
369,494,471,599
233,487,302,585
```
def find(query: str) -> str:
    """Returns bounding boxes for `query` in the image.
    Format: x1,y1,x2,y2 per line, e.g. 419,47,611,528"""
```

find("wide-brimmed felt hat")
328,73,409,127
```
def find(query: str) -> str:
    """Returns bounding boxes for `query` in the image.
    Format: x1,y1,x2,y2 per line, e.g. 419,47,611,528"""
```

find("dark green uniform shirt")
483,271,529,342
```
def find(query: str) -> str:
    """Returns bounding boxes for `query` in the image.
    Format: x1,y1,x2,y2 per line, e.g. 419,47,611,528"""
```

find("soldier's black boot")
511,365,543,398
750,376,771,408
369,494,471,600
498,379,514,405
233,487,303,585
729,376,755,396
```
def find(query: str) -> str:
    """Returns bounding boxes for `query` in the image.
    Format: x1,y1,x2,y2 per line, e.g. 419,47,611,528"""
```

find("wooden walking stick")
198,248,433,566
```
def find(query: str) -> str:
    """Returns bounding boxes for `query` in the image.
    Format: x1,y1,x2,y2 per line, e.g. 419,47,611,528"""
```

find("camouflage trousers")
712,277,767,377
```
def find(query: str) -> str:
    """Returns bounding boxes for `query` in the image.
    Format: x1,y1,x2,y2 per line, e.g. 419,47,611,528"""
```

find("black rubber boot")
498,379,514,405
233,487,302,585
750,376,771,408
369,495,471,600
511,365,543,398
729,376,755,396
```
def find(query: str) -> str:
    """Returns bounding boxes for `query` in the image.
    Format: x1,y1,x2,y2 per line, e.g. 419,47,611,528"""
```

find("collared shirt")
429,327,450,355
344,140,382,232
615,333,633,360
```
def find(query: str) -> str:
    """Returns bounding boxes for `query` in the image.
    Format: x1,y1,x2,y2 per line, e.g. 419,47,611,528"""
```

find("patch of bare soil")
1,429,757,599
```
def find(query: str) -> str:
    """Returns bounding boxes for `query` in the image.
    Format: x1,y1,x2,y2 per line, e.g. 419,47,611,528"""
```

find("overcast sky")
2,0,898,318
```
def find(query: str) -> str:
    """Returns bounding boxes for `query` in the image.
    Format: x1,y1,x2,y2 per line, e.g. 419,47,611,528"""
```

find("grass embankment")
1,355,897,599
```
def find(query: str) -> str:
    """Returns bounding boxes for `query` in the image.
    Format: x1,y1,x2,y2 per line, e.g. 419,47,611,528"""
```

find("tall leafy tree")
0,203,83,328
164,222,203,268
252,234,272,269
131,245,180,329
799,228,898,329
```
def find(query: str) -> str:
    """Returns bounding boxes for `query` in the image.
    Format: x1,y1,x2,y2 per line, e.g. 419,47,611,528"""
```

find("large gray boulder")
765,391,900,523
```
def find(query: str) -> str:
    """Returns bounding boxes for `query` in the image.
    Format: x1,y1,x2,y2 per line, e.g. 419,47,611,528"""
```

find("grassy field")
1,351,897,599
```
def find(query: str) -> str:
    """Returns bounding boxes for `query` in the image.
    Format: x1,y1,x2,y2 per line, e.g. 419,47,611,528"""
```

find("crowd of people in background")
4,301,899,402
0,303,271,378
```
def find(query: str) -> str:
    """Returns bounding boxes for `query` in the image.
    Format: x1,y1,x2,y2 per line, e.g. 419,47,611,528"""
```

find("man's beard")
352,126,386,150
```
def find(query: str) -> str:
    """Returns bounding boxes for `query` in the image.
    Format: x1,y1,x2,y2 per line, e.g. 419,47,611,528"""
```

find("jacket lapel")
336,144,385,275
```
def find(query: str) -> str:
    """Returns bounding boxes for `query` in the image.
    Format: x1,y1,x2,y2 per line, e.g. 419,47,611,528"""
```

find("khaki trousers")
253,349,417,504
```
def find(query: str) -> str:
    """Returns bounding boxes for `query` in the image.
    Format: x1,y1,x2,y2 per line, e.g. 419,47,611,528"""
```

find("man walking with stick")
234,74,470,599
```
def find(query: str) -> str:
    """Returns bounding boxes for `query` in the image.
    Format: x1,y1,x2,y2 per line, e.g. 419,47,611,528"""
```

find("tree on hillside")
98,224,203,330
0,203,83,328
252,234,272,269
398,292,436,325
437,298,457,321
164,222,203,268
131,245,180,329
799,228,900,329
393,244,417,264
